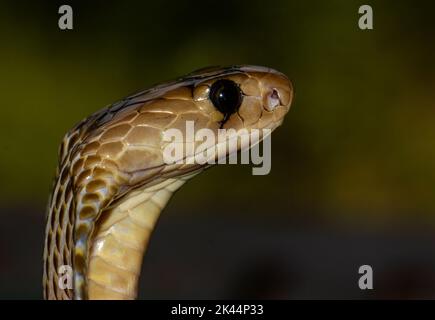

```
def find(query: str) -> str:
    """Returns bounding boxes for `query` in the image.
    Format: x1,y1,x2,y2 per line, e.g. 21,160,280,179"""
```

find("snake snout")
257,72,293,128
263,82,292,112
265,88,285,111
260,70,293,111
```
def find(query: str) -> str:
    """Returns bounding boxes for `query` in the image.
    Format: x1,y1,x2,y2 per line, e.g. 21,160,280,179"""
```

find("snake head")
188,65,293,132
64,65,293,180
67,65,294,178
163,65,294,166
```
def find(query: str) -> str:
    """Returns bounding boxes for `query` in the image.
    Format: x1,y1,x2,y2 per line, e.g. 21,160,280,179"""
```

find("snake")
42,65,293,300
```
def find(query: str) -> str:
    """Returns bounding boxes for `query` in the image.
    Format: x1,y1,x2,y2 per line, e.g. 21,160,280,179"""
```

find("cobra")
43,65,294,300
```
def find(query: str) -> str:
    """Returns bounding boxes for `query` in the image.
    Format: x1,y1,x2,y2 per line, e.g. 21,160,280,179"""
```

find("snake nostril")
265,88,281,111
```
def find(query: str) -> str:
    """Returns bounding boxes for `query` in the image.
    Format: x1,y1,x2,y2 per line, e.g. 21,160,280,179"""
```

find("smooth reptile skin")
43,65,293,300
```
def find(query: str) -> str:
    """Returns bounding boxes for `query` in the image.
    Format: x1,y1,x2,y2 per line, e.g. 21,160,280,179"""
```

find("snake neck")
84,177,188,299
43,164,194,300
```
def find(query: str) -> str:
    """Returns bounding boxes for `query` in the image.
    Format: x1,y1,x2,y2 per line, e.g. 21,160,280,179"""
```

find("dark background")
0,0,435,299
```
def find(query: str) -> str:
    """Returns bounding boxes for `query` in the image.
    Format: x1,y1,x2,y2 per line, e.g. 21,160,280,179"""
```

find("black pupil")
209,79,242,115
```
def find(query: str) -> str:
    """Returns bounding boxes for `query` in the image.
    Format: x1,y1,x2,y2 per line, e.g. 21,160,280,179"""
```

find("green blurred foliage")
0,0,434,219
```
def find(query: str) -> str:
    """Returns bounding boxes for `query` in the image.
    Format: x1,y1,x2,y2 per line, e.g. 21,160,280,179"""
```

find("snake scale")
43,65,293,300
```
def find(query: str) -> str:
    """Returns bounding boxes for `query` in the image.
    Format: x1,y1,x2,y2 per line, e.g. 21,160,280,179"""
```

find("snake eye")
209,79,242,116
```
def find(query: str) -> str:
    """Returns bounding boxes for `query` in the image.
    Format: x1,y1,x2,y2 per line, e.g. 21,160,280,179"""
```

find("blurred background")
0,0,435,299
